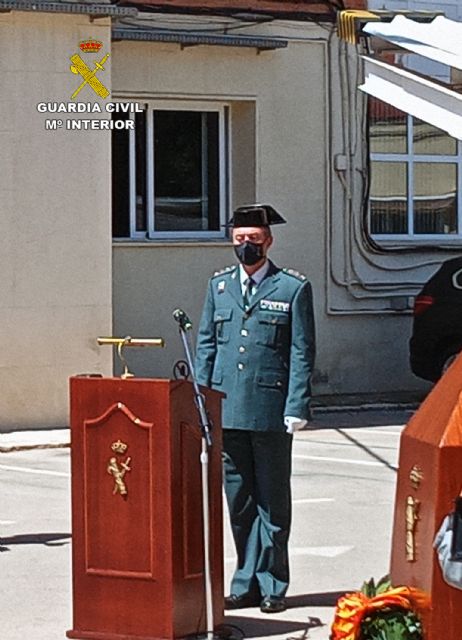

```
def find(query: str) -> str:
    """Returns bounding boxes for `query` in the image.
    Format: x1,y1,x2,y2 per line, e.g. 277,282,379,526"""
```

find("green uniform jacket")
195,260,315,432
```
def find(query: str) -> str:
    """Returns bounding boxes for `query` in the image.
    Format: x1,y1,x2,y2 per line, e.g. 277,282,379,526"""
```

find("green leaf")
360,607,423,640
354,577,423,640
376,575,392,594
361,577,377,597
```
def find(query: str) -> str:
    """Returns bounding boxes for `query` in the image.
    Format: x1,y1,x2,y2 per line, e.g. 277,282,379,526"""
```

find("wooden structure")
129,0,366,20
390,354,462,640
67,377,224,640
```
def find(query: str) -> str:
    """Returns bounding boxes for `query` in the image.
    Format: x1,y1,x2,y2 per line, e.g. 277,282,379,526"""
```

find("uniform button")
241,329,248,337
271,319,277,324
239,346,246,353
238,363,244,370
276,381,282,387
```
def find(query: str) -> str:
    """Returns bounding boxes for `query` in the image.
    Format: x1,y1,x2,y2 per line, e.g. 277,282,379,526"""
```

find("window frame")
369,111,462,245
125,99,230,241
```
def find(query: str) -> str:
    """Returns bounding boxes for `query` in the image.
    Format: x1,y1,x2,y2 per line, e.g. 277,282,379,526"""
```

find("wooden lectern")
390,355,462,640
67,377,224,640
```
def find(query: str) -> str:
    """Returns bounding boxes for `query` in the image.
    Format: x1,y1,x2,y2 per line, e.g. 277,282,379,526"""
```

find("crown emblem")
111,440,128,454
79,38,103,54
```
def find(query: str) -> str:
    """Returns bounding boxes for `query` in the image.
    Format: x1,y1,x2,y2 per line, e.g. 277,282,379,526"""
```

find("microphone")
173,308,193,332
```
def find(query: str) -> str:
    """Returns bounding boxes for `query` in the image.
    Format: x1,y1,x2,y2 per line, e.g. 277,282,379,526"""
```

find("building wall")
111,20,431,402
2,6,448,432
0,12,112,430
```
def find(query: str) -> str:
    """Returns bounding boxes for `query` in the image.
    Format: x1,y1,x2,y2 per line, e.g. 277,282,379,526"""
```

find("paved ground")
0,408,413,640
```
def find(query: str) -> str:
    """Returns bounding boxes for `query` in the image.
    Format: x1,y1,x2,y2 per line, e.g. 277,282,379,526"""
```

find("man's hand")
284,416,308,434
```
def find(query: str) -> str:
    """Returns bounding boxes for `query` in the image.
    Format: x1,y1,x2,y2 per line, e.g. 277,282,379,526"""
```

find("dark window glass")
369,98,407,155
112,112,130,238
368,97,460,239
414,164,457,234
370,161,408,234
153,110,220,232
135,110,147,232
112,108,222,237
413,119,457,156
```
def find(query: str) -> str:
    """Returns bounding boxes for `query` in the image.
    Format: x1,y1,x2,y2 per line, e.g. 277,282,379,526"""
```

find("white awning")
359,56,462,139
363,15,462,70
358,15,462,139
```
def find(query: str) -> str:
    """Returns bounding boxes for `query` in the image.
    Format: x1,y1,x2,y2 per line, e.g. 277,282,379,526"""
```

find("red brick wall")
344,0,368,8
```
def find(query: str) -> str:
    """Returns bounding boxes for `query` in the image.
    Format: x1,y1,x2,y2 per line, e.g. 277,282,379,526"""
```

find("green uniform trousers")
222,429,293,599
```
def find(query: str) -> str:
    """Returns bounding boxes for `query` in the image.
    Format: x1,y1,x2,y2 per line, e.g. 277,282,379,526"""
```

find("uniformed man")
195,204,315,614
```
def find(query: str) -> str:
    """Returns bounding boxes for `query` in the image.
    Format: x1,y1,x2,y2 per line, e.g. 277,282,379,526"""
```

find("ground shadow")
300,411,407,472
0,532,71,551
310,409,415,430
286,591,348,607
220,591,347,638
221,615,323,639
335,428,398,472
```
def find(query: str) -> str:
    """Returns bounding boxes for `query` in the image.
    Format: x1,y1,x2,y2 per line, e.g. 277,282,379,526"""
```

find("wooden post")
390,355,462,639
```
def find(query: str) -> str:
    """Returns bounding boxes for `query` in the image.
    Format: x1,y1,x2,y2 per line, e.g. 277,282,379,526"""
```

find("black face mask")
234,241,265,266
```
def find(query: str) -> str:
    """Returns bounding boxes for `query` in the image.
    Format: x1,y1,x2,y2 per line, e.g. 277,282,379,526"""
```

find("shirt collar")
239,260,270,288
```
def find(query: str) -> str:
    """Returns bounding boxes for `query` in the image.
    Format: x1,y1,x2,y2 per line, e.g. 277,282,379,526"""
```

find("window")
112,101,229,239
368,97,462,243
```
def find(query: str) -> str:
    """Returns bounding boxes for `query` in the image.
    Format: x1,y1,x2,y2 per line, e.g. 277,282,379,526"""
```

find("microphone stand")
174,311,216,640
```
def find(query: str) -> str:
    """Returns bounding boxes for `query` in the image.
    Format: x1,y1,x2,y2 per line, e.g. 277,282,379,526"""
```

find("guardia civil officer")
195,204,315,614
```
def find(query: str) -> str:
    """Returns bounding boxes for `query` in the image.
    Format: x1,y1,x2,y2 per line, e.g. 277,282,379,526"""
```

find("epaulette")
282,267,307,281
212,265,236,278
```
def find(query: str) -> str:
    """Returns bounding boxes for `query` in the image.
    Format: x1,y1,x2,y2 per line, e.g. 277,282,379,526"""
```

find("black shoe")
260,596,287,614
224,594,261,610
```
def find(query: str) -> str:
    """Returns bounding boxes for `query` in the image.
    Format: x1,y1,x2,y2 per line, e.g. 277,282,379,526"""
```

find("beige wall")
0,12,112,430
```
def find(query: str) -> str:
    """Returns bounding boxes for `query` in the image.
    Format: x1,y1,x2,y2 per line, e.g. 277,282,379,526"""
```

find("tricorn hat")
227,204,286,228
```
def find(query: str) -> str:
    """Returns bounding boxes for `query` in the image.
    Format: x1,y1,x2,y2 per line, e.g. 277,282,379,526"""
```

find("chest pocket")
256,312,290,348
214,308,233,343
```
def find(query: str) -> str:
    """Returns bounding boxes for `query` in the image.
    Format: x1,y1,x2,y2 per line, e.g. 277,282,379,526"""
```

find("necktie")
243,277,254,309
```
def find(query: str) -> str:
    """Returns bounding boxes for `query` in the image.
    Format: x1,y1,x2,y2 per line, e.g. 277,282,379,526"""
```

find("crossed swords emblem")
70,52,110,100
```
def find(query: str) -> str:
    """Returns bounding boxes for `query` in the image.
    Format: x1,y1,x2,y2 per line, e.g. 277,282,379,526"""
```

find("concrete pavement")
0,408,413,640
0,428,70,452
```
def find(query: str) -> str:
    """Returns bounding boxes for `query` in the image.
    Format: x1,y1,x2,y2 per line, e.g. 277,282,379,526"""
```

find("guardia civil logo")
69,38,110,100
38,38,139,130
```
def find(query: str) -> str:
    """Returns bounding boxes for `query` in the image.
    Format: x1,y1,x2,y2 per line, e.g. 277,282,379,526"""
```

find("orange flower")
331,592,369,640
330,586,430,640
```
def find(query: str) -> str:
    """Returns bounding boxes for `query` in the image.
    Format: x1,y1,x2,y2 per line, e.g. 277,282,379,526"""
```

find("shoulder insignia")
213,265,236,278
282,267,307,282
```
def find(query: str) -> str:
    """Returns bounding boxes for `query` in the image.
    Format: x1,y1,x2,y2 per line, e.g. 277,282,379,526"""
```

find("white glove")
284,416,308,434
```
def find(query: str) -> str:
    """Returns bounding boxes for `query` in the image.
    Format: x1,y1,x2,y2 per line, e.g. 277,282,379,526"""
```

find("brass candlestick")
97,336,164,379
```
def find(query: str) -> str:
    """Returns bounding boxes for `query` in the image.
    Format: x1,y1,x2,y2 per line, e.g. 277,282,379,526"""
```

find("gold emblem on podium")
107,440,131,497
405,495,420,562
409,465,424,490
111,439,128,454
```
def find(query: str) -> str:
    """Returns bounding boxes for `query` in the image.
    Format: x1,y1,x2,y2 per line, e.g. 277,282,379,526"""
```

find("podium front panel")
84,402,155,577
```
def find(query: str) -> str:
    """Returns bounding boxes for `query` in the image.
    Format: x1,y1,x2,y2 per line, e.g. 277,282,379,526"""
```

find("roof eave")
119,0,340,22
